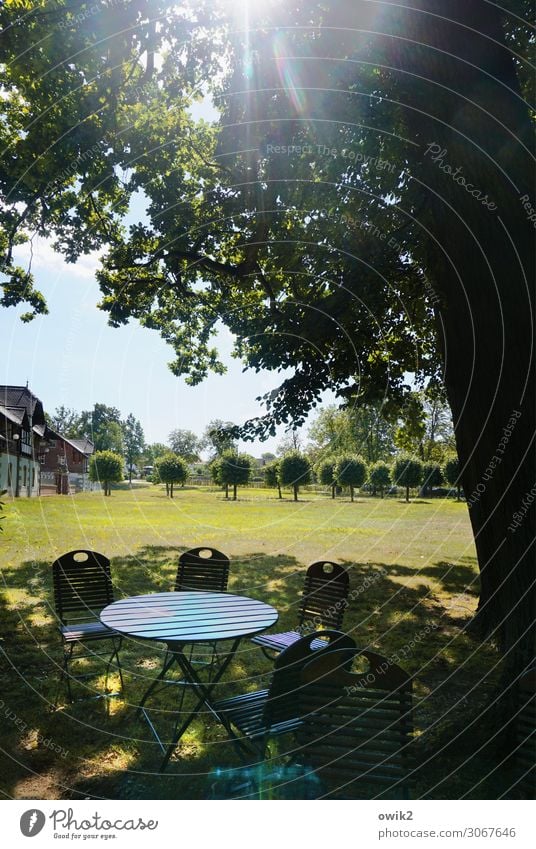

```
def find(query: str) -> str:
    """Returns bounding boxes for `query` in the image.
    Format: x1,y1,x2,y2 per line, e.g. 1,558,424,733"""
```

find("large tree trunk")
384,2,535,663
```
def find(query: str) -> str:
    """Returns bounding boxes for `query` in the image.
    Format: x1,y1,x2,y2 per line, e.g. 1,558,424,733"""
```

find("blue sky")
1,237,326,455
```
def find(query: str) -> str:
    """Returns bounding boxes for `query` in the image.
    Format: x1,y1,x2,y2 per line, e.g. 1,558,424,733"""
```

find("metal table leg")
159,637,252,771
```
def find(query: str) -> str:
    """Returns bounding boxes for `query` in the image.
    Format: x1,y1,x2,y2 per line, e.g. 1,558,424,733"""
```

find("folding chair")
516,666,535,798
52,550,123,704
251,561,350,658
175,547,230,593
296,647,414,798
171,547,231,699
212,630,356,759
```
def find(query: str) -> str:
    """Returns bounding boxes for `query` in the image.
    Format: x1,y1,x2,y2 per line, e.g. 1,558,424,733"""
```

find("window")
21,429,32,456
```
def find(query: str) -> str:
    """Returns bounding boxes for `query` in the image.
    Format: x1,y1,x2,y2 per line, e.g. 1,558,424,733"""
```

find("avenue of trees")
1,0,533,721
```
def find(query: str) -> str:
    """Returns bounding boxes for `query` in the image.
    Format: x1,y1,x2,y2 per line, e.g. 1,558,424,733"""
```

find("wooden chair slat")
297,648,414,799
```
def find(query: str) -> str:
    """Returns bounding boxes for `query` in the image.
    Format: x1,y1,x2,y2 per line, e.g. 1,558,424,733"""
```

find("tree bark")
170,482,174,498
382,1,535,662
350,485,354,502
233,483,237,500
293,484,298,501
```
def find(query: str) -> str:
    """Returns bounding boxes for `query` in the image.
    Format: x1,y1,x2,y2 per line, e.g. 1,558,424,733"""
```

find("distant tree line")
264,452,462,503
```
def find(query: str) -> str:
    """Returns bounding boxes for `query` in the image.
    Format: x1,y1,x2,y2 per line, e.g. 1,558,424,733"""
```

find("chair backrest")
263,630,356,727
516,666,535,798
52,550,114,625
296,648,413,798
297,561,350,631
175,547,230,592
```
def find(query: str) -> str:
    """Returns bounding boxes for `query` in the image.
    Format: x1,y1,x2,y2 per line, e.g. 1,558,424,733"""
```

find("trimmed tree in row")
444,457,462,502
393,457,424,504
156,453,189,498
217,450,253,500
264,461,282,499
422,463,444,497
316,458,337,499
335,455,367,503
89,451,123,497
368,461,391,499
279,451,312,502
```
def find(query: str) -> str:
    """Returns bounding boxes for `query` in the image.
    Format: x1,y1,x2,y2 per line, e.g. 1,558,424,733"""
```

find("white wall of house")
0,453,40,497
0,452,16,496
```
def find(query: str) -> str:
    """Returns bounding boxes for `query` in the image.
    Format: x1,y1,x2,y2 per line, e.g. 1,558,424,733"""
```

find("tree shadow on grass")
0,549,523,800
419,561,480,596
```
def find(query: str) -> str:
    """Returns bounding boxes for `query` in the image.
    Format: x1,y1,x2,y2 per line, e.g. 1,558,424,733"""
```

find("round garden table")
100,591,278,770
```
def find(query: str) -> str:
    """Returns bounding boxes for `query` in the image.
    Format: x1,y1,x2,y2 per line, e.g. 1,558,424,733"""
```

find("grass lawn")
0,485,517,799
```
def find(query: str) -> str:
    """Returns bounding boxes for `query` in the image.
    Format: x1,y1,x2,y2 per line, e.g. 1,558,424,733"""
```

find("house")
0,385,46,497
40,429,95,494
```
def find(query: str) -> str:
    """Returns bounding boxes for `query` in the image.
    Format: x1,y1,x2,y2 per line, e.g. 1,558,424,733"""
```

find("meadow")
0,485,515,799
